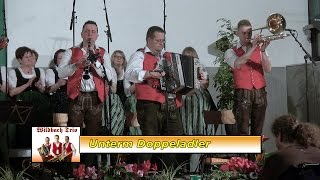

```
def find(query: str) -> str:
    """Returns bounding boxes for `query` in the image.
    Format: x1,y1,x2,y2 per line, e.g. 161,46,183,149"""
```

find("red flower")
73,168,79,177
151,163,158,171
220,164,230,171
220,157,260,174
141,160,151,174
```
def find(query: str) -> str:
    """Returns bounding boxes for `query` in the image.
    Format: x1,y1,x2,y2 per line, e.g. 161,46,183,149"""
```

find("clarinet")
83,40,92,80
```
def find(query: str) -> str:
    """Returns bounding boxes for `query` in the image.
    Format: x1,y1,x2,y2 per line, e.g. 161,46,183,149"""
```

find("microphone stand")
2,0,8,96
287,29,316,122
69,0,77,47
103,0,112,53
163,0,167,49
1,0,10,165
102,0,113,169
162,58,170,135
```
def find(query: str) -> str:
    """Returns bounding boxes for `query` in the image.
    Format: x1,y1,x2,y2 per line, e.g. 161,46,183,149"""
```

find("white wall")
6,0,309,67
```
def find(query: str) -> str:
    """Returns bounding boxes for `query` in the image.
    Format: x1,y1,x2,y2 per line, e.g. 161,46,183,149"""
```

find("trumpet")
249,13,290,43
247,32,290,43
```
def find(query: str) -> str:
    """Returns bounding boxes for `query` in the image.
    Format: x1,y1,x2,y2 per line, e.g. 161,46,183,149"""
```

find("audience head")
272,114,299,149
236,19,252,46
111,50,127,68
30,49,39,66
146,26,165,54
53,49,66,66
294,123,320,148
182,47,199,58
15,46,33,66
272,114,320,149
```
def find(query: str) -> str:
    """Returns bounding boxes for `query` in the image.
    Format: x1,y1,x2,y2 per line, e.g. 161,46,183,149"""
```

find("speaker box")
308,0,320,60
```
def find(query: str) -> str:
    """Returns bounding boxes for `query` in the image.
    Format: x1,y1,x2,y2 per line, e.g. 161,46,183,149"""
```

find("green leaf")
213,18,235,110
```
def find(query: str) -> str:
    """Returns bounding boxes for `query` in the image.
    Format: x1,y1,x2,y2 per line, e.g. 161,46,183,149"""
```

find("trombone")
249,13,290,42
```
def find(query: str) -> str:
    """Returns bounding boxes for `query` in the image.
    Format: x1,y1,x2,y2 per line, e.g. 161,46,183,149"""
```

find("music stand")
0,100,34,124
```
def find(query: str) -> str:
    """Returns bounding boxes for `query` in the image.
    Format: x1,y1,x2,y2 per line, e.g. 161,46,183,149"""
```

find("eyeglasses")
114,55,124,59
153,39,166,44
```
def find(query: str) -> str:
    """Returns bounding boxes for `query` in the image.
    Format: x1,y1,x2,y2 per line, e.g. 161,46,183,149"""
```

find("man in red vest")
125,26,183,166
58,20,116,165
224,19,272,136
63,136,76,162
58,20,116,135
51,135,62,158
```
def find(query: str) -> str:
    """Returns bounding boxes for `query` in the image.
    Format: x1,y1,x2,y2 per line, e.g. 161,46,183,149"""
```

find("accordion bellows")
158,53,201,95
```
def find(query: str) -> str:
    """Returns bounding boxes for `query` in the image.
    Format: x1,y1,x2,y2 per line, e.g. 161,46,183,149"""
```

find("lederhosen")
50,68,68,113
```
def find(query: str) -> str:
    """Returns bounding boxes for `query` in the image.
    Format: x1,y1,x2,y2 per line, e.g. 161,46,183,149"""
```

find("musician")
125,26,183,166
8,47,50,148
224,19,271,136
43,137,51,152
58,20,116,133
42,137,53,159
63,136,76,162
57,20,116,165
52,135,62,158
181,47,218,172
30,49,39,65
111,50,127,104
46,49,68,126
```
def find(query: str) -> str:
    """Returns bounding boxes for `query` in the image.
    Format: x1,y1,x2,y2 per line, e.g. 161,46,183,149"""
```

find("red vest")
67,47,109,102
52,142,62,155
232,46,266,90
64,142,73,159
135,51,182,107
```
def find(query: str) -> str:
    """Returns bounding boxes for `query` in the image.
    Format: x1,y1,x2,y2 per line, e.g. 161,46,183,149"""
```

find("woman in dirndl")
45,49,68,126
8,47,51,148
180,47,218,172
112,49,141,136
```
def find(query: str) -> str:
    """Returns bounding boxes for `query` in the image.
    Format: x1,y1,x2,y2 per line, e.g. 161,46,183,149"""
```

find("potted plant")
204,157,261,180
213,18,237,124
0,166,32,180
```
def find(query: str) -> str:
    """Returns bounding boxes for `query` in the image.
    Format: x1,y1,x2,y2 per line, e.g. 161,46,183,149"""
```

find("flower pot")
221,109,235,124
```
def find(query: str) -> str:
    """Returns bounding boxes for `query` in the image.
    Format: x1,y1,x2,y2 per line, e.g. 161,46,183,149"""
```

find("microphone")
285,28,296,32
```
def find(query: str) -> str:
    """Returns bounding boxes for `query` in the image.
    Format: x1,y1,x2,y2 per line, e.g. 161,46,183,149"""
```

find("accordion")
158,53,201,95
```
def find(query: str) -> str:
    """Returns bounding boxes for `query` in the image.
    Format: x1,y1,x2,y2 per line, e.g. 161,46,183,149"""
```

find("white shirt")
1,66,7,83
57,44,117,92
8,67,46,88
125,46,166,83
224,41,268,69
45,66,58,87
